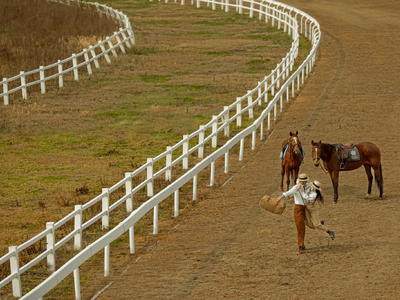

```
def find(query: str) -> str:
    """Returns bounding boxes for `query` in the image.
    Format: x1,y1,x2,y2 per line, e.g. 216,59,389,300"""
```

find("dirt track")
98,0,400,299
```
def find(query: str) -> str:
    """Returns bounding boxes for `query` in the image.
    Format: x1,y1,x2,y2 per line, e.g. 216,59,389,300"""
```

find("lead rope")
320,163,328,174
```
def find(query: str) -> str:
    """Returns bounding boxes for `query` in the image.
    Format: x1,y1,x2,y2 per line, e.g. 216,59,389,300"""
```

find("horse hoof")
365,193,371,199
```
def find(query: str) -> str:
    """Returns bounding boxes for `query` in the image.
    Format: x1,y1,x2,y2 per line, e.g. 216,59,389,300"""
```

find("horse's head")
311,140,322,167
289,131,301,155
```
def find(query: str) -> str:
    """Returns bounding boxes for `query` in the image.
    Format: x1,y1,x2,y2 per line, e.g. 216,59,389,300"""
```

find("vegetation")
0,0,117,78
0,0,310,298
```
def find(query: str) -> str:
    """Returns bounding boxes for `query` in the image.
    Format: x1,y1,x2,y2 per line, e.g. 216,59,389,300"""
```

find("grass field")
0,0,117,79
0,0,310,297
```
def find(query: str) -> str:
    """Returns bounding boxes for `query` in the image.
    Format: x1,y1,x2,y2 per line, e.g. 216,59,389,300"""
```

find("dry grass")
0,0,310,298
0,0,117,78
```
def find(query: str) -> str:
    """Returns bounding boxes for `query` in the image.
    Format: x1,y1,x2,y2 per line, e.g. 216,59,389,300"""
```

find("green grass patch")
202,51,232,56
160,84,210,91
138,74,171,83
131,47,159,56
141,19,178,25
194,30,219,35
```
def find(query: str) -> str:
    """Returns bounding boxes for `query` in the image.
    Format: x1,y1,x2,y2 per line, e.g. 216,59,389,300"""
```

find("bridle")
312,145,328,174
289,136,301,155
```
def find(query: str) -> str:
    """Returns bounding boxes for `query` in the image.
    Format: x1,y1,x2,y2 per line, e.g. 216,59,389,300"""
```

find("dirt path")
98,0,400,299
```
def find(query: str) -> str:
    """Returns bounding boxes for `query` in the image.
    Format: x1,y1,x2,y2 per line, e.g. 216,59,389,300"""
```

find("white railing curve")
0,0,135,105
0,0,320,298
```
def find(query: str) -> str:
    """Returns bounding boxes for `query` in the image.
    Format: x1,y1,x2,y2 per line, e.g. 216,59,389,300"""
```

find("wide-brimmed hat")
312,180,322,190
298,173,309,182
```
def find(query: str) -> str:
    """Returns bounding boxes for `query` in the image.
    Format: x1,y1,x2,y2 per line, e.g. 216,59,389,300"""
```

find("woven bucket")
259,194,286,215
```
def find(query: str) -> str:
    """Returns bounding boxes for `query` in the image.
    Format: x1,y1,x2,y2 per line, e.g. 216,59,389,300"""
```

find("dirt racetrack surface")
97,0,400,299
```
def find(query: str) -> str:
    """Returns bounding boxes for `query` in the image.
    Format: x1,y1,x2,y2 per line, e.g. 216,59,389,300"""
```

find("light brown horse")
281,131,304,191
311,140,383,203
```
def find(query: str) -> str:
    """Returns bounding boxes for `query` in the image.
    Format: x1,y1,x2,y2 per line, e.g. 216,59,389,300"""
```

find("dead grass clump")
75,184,90,195
0,0,118,78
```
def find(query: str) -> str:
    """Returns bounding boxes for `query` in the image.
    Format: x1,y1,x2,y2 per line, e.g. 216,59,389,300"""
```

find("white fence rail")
0,0,135,105
0,0,320,298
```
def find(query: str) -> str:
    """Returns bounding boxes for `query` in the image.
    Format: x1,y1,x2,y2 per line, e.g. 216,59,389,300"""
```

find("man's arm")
282,184,300,198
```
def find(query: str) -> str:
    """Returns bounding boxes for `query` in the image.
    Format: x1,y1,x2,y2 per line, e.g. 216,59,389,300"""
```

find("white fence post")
286,86,289,103
209,161,215,186
224,150,229,174
198,126,205,158
249,0,254,18
115,32,126,53
212,116,218,148
102,188,109,229
57,60,64,88
225,0,229,12
74,205,83,250
72,54,79,81
239,138,244,161
104,244,110,277
129,225,135,254
8,246,22,298
2,78,8,105
46,222,56,271
193,175,198,200
107,39,118,57
183,135,189,169
120,30,132,49
165,146,172,181
125,173,133,212
174,189,180,217
73,268,81,300
20,71,27,100
99,42,111,64
39,66,46,94
292,80,295,98
90,46,100,68
247,92,254,119
147,158,154,197
83,49,93,75
260,119,264,140
271,73,275,96
268,111,271,130
223,106,230,137
236,98,242,127
239,0,243,14
251,130,256,150
153,204,158,234
264,77,268,103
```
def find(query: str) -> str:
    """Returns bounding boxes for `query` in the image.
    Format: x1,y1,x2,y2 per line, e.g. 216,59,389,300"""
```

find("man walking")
278,173,309,254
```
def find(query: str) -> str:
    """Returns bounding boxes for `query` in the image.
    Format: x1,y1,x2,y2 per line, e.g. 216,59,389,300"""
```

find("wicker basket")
259,194,286,215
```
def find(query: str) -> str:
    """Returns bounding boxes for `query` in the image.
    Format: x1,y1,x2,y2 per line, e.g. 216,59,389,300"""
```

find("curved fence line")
0,0,135,105
0,0,320,298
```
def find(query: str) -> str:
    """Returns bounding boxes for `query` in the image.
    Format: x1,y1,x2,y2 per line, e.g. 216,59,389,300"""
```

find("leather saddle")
334,143,360,169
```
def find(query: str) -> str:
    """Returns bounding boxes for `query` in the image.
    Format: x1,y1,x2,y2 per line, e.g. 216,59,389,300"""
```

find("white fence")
0,0,135,105
0,0,320,298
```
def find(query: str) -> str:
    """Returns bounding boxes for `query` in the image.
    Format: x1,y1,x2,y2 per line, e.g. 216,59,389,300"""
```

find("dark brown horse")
311,140,383,203
281,131,303,191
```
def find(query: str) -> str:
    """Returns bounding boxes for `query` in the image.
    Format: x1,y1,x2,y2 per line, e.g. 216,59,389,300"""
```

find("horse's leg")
280,164,285,191
373,163,384,198
286,167,291,191
363,164,373,198
330,170,340,203
292,168,297,187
